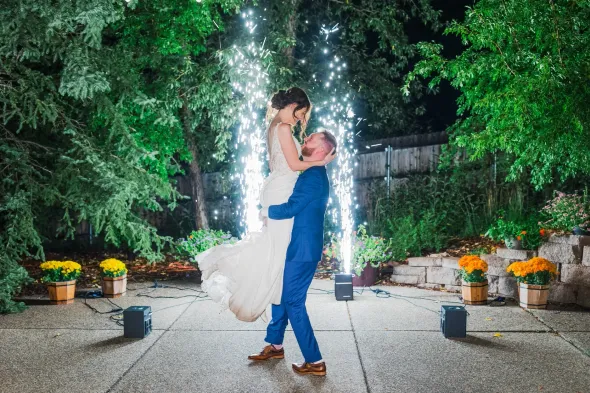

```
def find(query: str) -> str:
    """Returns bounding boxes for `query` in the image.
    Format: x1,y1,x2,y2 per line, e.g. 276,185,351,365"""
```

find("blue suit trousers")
264,261,322,363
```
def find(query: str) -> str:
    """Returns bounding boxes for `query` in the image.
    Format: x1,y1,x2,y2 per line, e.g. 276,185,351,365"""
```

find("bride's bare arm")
276,124,334,171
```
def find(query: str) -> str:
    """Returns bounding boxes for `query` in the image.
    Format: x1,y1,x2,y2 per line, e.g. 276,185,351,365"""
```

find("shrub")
0,255,32,314
325,225,392,276
485,217,524,243
177,229,237,260
540,191,590,232
386,208,448,261
365,162,506,259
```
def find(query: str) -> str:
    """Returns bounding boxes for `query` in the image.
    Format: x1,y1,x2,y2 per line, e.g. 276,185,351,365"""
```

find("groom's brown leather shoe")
292,362,327,376
248,345,285,361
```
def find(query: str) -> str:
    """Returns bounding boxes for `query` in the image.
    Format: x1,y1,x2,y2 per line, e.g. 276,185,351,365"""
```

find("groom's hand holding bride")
258,208,268,227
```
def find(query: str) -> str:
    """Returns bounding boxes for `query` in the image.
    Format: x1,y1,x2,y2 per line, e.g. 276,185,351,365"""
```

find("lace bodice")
269,123,301,174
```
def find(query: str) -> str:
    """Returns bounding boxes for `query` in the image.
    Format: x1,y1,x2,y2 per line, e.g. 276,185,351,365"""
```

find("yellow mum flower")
39,260,81,281
40,261,63,271
99,258,127,276
62,261,81,271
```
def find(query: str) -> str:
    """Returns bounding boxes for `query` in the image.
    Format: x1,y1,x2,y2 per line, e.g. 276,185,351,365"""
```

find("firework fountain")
313,24,357,276
224,10,271,236
224,12,357,282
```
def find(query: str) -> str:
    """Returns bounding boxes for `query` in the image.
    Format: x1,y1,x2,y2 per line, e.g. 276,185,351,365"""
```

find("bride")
195,87,335,322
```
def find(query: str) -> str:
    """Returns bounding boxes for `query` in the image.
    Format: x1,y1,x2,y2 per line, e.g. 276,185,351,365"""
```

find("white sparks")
224,10,269,236
316,26,356,274
320,24,340,41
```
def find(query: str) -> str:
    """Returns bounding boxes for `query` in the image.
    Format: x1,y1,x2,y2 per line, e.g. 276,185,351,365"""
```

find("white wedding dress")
195,123,300,322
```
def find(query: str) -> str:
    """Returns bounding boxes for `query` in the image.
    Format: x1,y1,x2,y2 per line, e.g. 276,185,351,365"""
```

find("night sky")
408,0,475,133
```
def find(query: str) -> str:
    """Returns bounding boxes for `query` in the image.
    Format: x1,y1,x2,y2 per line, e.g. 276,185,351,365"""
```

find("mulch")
17,237,502,296
17,251,199,297
441,236,502,258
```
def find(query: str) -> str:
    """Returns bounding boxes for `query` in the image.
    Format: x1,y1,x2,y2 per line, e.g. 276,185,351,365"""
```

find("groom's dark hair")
320,130,338,154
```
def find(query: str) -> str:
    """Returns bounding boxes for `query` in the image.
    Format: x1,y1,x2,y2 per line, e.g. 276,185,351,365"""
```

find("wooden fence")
354,144,443,180
172,132,447,231
75,133,448,239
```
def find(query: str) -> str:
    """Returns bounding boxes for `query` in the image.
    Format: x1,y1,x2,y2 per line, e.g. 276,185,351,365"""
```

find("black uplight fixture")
123,306,152,338
335,273,353,301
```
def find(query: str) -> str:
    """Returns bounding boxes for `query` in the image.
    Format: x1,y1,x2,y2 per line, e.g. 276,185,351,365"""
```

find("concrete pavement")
1,279,589,393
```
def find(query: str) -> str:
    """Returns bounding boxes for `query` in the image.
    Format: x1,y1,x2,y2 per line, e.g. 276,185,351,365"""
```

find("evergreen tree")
0,0,243,313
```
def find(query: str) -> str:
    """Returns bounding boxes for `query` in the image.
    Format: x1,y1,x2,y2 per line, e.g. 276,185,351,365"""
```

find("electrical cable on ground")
308,285,504,315
81,281,212,327
81,279,504,327
82,292,125,326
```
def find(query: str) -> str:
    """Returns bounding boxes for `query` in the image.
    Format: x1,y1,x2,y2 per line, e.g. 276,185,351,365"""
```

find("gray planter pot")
573,226,590,236
504,237,522,250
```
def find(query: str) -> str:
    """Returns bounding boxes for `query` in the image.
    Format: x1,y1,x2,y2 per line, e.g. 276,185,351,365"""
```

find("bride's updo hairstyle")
269,87,312,136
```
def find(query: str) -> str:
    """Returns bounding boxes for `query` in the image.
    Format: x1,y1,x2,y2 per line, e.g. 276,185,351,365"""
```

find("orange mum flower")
458,255,488,273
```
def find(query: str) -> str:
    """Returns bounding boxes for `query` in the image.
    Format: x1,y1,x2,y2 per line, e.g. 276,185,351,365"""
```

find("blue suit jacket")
268,166,330,263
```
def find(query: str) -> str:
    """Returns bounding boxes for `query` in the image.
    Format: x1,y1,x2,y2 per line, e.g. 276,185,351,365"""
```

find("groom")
249,130,337,376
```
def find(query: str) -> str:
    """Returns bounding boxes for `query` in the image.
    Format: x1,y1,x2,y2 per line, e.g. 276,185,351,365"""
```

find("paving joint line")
524,309,590,358
346,301,371,393
0,327,124,331
2,327,578,332
104,296,197,393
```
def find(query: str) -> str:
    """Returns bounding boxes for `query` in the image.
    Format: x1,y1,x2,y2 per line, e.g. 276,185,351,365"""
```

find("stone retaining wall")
389,234,590,308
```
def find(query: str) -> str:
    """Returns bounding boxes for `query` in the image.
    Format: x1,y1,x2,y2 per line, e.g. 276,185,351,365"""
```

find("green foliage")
118,0,243,165
325,225,392,276
460,269,486,284
364,155,555,259
522,226,543,251
370,167,489,259
256,0,442,138
405,0,590,188
373,169,488,240
540,191,590,232
519,271,555,286
386,208,448,261
485,215,525,243
386,215,421,261
322,0,442,137
0,256,31,314
0,0,244,313
467,246,494,256
177,229,237,260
